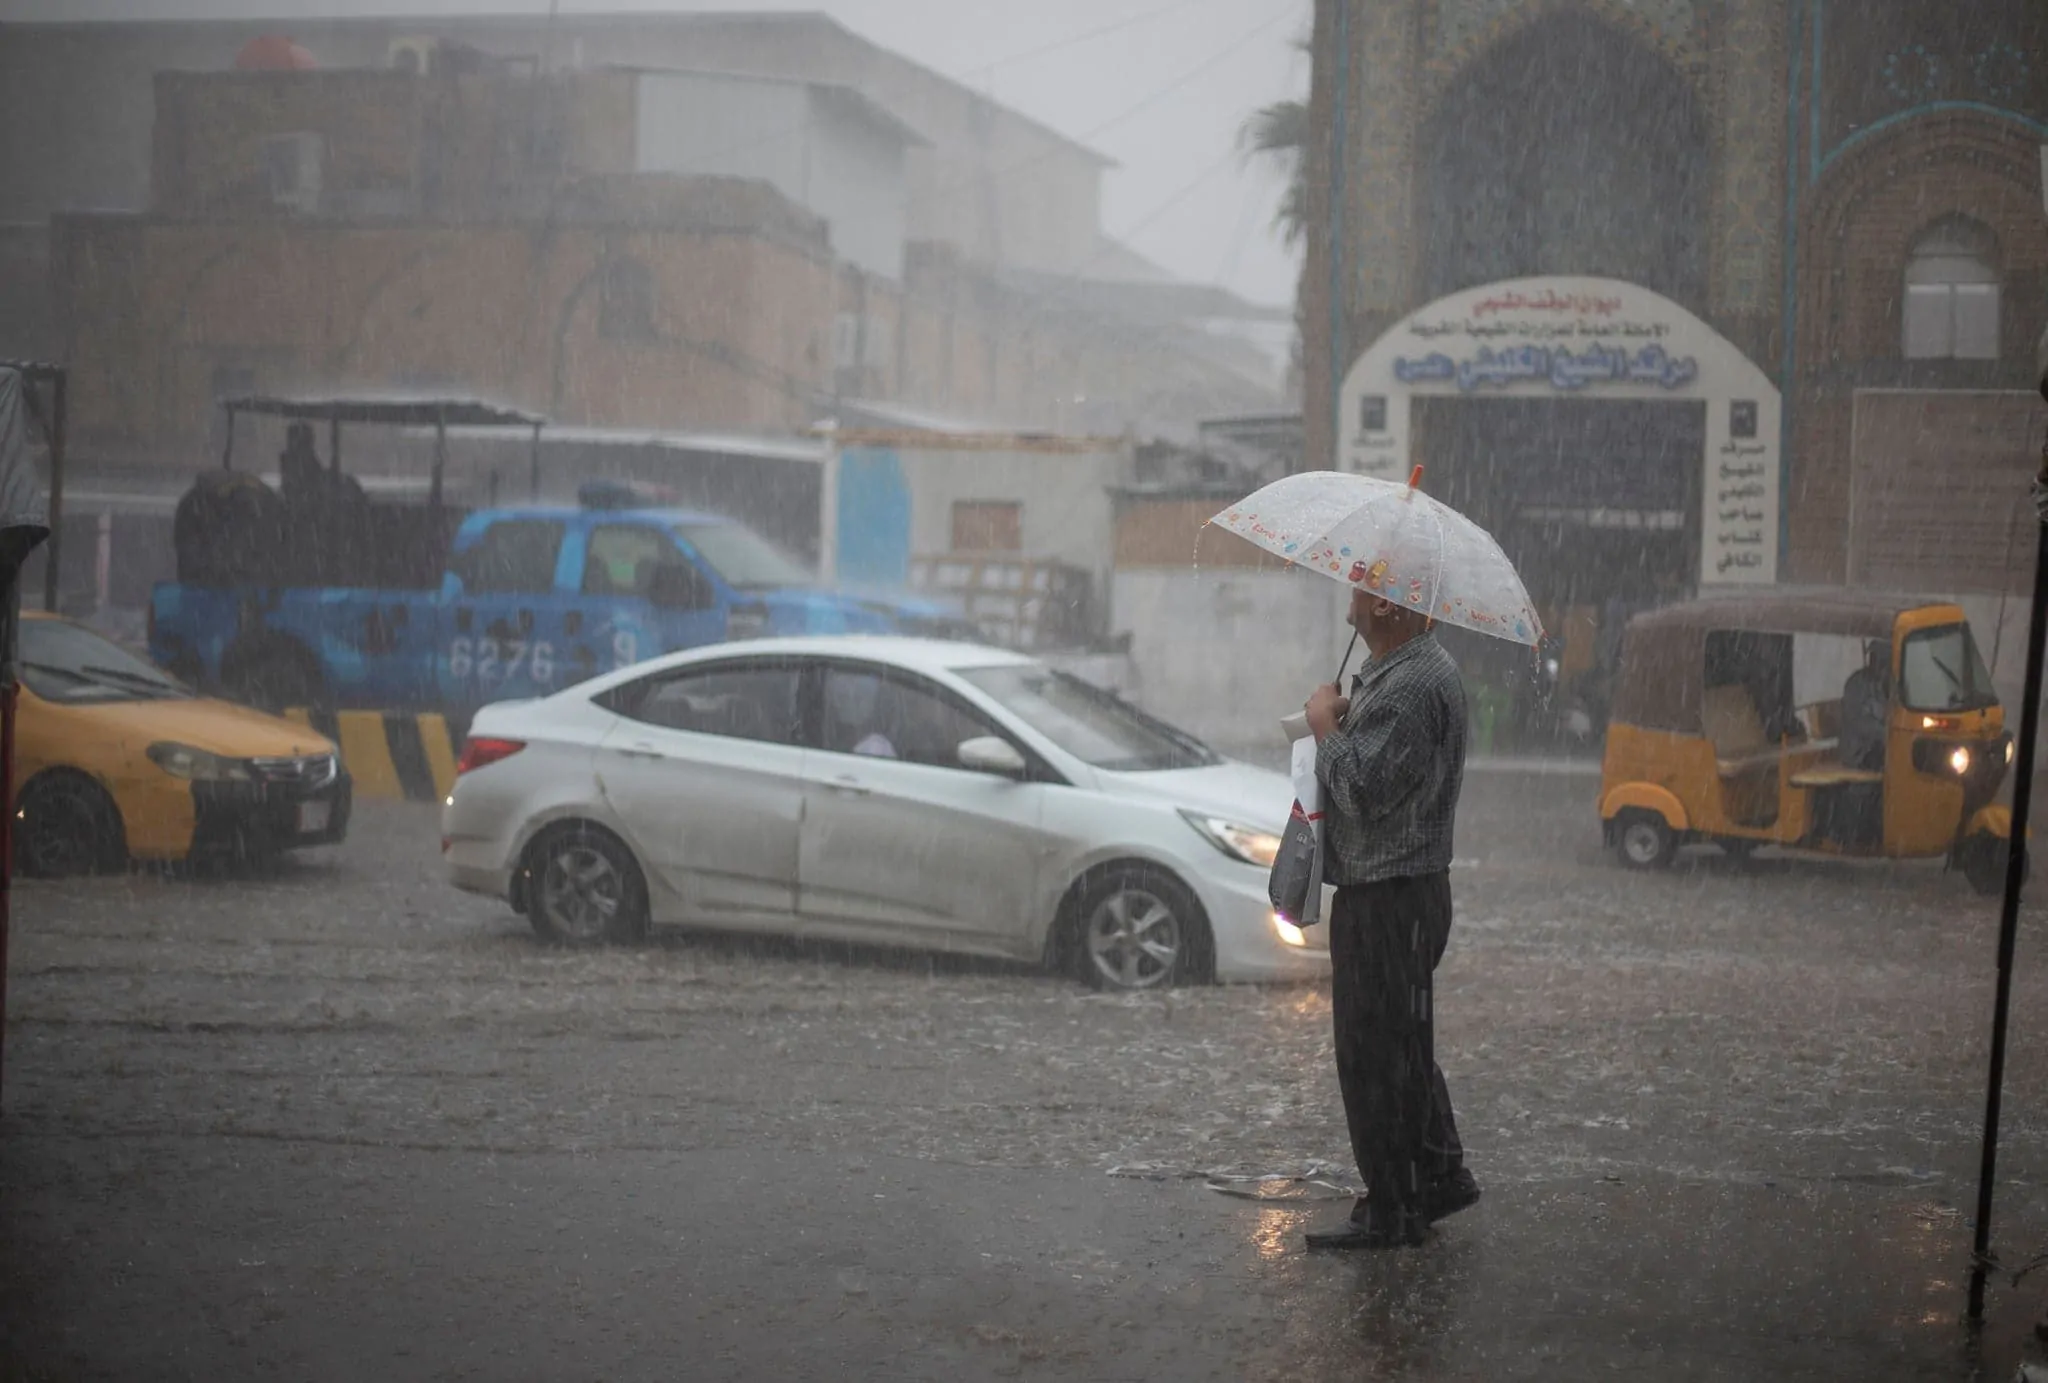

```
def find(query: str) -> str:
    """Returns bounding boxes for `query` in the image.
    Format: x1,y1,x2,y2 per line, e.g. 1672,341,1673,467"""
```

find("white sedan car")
442,636,1329,989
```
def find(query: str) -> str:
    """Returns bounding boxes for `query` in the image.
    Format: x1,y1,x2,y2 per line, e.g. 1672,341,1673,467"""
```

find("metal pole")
529,421,542,501
221,405,237,470
42,371,65,614
1968,371,2048,1322
0,672,15,1107
329,415,343,475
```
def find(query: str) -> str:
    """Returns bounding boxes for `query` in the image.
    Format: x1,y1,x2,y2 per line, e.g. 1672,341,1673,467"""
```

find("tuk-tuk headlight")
1949,746,1972,776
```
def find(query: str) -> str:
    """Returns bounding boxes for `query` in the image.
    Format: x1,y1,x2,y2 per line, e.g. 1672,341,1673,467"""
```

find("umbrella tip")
1407,465,1424,490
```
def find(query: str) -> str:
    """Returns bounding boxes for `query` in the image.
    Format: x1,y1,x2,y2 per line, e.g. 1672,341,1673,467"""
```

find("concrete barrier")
283,709,458,803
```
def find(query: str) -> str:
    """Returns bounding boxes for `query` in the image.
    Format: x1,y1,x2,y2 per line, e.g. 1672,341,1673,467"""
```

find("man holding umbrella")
1209,467,1539,1250
1299,582,1478,1249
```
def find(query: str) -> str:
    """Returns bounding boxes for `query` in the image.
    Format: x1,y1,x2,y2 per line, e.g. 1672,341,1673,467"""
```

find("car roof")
645,634,1038,677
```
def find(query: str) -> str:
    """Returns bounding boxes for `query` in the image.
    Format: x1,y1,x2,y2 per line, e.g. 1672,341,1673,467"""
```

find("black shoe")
1304,1213,1428,1251
1424,1168,1481,1223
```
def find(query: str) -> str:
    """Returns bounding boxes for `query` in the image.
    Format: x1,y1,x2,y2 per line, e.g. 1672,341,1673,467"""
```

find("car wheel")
524,825,649,946
1615,812,1677,870
1072,866,1209,992
1958,832,2023,897
16,772,126,878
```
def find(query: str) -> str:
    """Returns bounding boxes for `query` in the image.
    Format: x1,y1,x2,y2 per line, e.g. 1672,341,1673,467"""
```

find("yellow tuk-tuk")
1599,591,2016,892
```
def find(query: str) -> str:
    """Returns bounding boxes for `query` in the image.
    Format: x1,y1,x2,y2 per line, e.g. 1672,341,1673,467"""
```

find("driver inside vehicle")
1840,641,1891,772
827,671,900,759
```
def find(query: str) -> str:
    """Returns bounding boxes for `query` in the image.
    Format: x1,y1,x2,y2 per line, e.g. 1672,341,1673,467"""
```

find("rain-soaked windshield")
20,618,186,703
959,664,1218,771
1900,623,1997,713
673,523,812,590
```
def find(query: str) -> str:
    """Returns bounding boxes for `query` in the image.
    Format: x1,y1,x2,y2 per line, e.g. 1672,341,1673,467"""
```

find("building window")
1901,217,2000,361
951,501,1022,554
599,258,656,342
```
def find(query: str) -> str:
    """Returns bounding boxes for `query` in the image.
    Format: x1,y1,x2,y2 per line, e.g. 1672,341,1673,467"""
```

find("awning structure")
218,394,544,429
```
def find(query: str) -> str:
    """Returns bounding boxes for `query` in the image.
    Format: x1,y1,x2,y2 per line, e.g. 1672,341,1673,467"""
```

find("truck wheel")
228,647,325,714
1615,811,1678,870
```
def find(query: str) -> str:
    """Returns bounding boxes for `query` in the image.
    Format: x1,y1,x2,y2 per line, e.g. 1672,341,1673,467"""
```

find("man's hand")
1305,682,1349,742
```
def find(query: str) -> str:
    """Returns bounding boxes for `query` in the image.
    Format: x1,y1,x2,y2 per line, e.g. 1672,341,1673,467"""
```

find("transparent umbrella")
1208,467,1542,646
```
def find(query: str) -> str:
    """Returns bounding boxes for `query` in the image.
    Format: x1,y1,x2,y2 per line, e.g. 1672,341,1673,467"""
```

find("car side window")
454,519,564,595
821,665,1002,770
610,663,801,746
583,524,678,597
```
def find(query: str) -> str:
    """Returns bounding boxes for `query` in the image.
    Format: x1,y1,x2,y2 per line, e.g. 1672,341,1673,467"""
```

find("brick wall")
1789,113,2048,583
53,203,836,460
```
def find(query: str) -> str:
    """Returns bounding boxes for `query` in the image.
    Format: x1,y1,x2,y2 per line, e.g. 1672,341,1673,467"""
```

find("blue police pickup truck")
151,485,967,714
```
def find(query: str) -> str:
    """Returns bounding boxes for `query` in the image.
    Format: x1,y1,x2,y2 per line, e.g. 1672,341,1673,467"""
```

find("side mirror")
957,735,1027,777
647,563,712,611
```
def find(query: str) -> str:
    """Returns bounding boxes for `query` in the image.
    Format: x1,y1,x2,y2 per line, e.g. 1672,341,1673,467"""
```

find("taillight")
455,737,526,776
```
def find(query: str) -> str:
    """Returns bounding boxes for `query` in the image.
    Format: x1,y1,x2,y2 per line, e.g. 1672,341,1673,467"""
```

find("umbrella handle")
1333,630,1360,684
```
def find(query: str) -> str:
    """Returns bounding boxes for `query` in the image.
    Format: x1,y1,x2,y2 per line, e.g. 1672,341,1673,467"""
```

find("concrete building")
1295,0,2047,685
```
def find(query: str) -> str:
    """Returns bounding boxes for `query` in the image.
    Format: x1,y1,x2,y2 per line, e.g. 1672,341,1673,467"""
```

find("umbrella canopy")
1209,470,1542,646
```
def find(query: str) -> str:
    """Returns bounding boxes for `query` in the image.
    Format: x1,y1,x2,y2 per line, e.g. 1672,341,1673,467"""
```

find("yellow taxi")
15,612,351,874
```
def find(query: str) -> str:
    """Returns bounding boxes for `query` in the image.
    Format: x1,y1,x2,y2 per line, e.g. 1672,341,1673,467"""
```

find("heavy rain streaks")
2,0,2048,1379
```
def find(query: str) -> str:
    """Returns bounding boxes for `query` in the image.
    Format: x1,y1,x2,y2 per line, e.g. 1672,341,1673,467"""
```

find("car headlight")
1949,746,1972,776
147,742,252,782
1180,811,1283,868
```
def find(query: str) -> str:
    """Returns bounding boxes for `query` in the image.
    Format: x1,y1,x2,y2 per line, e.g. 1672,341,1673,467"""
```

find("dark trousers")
1329,873,1465,1225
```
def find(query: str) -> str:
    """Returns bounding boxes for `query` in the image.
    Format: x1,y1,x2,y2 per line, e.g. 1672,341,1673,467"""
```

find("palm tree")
1240,96,1309,248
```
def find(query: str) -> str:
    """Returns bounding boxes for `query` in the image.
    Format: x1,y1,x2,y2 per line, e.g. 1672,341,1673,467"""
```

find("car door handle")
617,743,663,761
826,774,870,796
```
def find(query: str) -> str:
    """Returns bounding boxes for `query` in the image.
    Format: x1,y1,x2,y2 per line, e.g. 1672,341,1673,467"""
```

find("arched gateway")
1337,276,1779,591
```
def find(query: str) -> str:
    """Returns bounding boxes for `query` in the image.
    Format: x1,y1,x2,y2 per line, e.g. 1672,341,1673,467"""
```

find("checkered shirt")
1315,632,1468,886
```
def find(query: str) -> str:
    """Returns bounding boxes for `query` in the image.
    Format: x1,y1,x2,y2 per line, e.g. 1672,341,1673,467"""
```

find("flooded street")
5,769,2046,1380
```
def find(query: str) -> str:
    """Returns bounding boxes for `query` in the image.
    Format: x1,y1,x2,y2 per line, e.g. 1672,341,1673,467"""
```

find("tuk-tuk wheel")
1616,812,1678,870
1958,833,2025,897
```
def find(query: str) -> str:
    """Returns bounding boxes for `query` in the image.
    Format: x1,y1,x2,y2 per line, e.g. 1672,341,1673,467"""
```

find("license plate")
296,800,332,834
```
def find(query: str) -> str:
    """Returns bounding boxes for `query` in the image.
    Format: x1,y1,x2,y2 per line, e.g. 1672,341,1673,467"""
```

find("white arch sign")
1337,276,1779,586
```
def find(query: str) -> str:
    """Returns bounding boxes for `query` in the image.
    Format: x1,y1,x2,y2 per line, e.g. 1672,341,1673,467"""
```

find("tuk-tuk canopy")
1611,588,1961,736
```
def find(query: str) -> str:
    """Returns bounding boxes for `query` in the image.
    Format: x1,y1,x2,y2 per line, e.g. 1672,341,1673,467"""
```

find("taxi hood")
73,695,336,759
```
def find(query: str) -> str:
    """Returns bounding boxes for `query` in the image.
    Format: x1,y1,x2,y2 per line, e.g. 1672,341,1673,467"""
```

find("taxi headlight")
1180,811,1283,868
1949,746,1972,776
147,742,252,782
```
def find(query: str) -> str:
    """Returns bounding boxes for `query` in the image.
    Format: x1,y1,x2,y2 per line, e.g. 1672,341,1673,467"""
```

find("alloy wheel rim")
1085,887,1182,990
541,844,621,940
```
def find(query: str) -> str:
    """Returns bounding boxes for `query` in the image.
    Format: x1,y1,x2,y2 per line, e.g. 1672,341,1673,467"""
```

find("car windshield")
1900,623,1997,713
958,664,1218,772
674,523,811,590
21,620,188,703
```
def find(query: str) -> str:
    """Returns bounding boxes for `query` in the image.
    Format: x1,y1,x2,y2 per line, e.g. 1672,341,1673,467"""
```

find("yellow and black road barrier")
283,709,459,803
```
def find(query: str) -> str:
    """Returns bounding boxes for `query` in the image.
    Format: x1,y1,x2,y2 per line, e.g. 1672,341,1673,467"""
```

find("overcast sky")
0,0,1311,308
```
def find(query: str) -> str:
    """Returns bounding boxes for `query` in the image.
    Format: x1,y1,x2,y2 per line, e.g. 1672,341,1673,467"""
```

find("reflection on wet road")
2,771,2044,1379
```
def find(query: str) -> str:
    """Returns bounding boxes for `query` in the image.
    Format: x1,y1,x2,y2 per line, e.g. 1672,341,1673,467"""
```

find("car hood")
1089,758,1296,831
66,695,336,759
756,586,969,636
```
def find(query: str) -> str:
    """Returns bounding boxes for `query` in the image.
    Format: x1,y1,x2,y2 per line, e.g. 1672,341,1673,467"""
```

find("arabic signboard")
1338,276,1781,587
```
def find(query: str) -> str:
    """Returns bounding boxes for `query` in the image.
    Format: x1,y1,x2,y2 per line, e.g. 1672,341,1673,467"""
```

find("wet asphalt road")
3,769,2048,1380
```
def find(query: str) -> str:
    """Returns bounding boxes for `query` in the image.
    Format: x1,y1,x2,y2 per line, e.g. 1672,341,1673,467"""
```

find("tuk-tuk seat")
1789,765,1883,789
1704,685,1787,778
